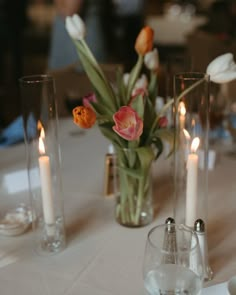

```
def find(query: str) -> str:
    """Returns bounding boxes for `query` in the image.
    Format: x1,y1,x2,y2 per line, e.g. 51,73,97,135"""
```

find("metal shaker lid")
165,217,175,225
194,219,205,232
165,217,175,233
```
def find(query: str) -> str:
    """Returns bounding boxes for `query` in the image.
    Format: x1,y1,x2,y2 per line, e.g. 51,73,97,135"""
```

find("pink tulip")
112,106,143,141
83,93,97,108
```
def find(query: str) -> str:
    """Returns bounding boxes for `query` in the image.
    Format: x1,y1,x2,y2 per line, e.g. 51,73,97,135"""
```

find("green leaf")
118,166,144,179
126,55,143,102
81,39,103,75
145,98,173,145
136,146,155,173
154,128,175,143
74,41,117,111
130,94,145,119
141,96,157,144
116,148,128,167
153,128,175,158
143,96,156,127
151,137,163,159
148,70,158,104
79,52,115,108
95,115,112,122
98,123,127,147
125,144,138,168
90,99,113,118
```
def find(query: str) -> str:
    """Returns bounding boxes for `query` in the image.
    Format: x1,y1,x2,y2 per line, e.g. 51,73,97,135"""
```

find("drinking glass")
143,223,204,295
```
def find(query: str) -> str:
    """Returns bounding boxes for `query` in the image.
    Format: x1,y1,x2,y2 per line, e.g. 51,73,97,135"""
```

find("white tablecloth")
0,118,235,294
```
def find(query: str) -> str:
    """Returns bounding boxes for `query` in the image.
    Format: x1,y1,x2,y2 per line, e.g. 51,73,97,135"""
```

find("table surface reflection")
0,118,235,294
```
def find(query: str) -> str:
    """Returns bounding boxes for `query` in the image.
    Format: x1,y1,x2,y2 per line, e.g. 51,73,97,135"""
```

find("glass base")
115,196,153,228
116,212,153,228
36,217,66,255
204,265,214,282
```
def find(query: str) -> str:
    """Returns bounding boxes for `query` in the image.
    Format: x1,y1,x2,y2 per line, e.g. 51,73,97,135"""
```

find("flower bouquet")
65,14,236,227
65,15,174,227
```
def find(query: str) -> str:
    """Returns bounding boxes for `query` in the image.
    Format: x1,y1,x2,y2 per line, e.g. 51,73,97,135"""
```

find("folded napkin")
0,115,36,148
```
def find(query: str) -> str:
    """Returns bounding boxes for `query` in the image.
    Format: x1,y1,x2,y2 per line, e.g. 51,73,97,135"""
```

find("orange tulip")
135,26,154,56
112,106,143,141
73,106,96,129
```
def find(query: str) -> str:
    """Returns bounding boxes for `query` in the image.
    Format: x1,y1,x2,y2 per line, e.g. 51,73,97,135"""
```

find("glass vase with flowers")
65,14,236,227
65,15,174,227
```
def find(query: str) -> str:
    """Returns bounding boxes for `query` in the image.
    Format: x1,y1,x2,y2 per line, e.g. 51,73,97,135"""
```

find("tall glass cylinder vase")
173,72,210,229
19,75,66,254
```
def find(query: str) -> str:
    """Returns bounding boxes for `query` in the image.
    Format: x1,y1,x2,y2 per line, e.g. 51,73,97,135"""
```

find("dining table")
0,117,236,294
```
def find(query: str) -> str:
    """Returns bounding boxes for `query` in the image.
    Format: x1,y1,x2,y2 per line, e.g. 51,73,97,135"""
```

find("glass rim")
19,74,53,84
174,71,210,81
147,223,199,253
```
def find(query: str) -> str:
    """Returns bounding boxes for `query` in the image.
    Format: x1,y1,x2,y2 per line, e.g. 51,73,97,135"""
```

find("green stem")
119,171,128,224
148,70,158,104
74,39,118,110
126,55,143,102
134,176,145,225
127,177,135,222
120,197,126,224
145,77,206,145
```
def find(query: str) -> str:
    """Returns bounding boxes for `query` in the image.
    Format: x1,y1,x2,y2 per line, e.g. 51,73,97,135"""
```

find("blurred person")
48,0,113,70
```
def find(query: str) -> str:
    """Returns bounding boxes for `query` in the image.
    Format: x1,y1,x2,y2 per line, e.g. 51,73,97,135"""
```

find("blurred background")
1,0,236,126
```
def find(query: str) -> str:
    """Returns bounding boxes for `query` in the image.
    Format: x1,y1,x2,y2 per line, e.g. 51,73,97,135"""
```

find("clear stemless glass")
143,223,204,295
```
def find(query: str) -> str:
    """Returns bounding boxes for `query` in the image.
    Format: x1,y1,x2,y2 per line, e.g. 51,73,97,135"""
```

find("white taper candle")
185,137,200,227
38,135,55,225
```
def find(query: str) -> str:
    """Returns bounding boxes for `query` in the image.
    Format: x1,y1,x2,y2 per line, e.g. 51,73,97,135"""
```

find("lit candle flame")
191,137,200,153
183,129,191,140
40,127,45,139
39,127,46,155
179,102,186,116
39,137,45,155
37,120,43,131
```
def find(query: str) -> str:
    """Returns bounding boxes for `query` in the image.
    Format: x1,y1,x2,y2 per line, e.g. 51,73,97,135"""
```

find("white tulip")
144,48,159,71
65,14,86,40
134,74,148,90
123,73,148,95
131,74,148,96
123,73,130,86
206,53,236,83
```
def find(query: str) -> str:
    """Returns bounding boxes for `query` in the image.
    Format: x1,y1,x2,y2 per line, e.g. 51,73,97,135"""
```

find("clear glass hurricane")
143,223,204,295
